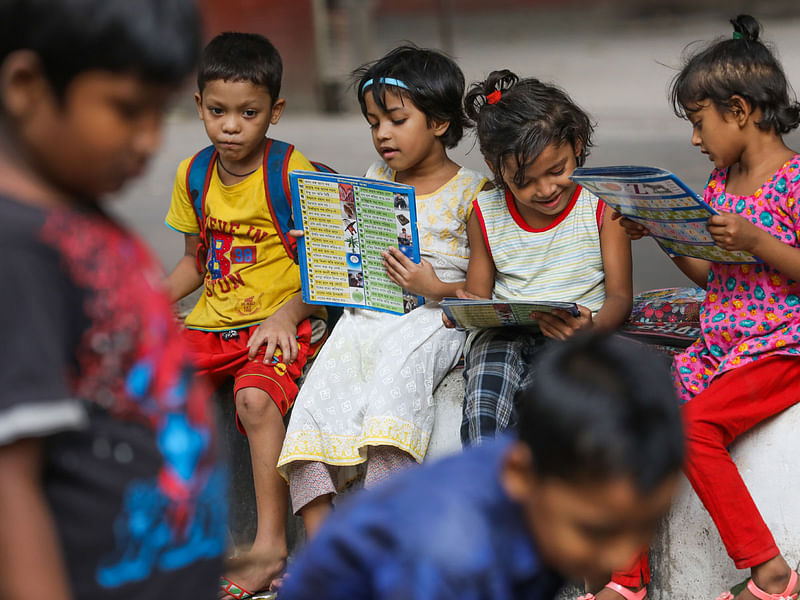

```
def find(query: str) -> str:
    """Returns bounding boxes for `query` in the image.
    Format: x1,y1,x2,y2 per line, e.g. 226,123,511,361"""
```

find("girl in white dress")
277,45,488,537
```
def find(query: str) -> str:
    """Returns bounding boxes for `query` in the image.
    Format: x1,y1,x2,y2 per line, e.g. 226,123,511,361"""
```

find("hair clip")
486,89,502,105
732,31,744,40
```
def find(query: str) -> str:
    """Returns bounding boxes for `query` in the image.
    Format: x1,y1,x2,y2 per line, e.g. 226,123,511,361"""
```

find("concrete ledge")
215,389,259,548
426,368,466,460
648,401,800,600
558,401,800,600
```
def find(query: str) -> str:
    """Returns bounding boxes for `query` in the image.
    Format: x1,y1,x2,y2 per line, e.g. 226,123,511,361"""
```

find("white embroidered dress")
278,162,486,471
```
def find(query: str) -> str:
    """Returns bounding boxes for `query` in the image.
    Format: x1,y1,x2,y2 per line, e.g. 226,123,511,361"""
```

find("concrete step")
558,402,800,600
426,368,466,460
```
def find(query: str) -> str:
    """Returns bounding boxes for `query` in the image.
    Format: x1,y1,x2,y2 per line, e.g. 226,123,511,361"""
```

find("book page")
571,166,758,264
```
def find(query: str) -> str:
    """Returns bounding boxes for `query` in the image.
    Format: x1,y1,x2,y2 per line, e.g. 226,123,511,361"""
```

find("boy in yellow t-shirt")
165,32,326,597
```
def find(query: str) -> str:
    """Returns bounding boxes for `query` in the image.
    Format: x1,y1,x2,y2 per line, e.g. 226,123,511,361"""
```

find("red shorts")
183,318,325,423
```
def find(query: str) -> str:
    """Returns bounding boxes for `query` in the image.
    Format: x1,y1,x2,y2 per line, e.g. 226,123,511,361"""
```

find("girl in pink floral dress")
609,14,800,600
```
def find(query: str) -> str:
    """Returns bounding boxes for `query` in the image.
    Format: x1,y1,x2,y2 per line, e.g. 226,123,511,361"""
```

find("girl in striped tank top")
457,71,633,450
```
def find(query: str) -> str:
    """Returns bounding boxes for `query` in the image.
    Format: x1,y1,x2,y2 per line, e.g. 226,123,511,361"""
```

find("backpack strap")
264,138,298,262
310,160,336,174
185,145,217,271
187,140,334,269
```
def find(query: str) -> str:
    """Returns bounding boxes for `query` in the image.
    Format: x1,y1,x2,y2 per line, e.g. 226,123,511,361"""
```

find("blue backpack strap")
185,145,217,243
185,145,217,272
310,160,336,174
264,138,299,262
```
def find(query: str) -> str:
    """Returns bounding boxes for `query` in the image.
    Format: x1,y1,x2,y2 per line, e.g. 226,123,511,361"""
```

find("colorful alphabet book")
570,166,757,263
440,298,579,330
289,170,424,315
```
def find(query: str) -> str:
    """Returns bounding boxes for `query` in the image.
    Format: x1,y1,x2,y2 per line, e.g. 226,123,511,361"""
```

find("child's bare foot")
220,548,287,599
268,571,289,592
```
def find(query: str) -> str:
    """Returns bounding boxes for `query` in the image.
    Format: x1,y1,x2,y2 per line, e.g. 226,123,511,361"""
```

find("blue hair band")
360,77,410,96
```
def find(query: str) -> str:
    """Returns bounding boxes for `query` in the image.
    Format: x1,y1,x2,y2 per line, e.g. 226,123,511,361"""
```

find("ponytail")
465,71,593,187
464,69,518,122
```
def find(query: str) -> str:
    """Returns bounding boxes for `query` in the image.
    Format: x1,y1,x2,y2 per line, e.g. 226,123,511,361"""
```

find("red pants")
184,318,324,427
613,355,800,587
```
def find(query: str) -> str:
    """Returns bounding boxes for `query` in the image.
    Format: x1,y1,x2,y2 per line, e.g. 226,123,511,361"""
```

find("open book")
290,171,424,315
570,166,757,263
440,298,579,330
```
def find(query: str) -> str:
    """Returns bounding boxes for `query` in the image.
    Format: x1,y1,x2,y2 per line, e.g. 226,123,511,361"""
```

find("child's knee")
235,387,281,426
681,403,722,449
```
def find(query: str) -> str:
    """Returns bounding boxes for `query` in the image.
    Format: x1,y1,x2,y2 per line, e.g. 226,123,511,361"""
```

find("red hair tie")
486,89,502,105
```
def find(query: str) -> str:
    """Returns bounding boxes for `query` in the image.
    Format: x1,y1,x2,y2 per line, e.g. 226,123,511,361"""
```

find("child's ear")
270,98,286,125
0,50,49,122
573,139,583,160
500,441,537,503
484,158,498,178
430,118,451,139
194,92,203,120
728,94,752,127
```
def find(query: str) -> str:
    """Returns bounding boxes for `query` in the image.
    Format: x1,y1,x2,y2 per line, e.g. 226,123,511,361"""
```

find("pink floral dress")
673,154,800,403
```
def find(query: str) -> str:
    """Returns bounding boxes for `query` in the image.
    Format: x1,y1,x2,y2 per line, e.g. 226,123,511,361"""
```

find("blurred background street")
110,0,800,294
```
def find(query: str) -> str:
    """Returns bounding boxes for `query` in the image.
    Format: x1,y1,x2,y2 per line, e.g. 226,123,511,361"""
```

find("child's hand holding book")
611,211,651,240
381,247,439,298
706,212,766,253
441,289,486,329
531,305,594,341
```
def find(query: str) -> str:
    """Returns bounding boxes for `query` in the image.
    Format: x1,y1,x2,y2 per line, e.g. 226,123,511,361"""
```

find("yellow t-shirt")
166,146,322,331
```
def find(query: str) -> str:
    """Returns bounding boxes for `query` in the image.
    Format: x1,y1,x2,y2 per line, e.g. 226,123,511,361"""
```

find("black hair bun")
464,69,519,121
483,69,519,95
730,14,761,42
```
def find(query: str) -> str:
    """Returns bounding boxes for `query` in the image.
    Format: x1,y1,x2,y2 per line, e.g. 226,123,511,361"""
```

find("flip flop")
716,568,798,600
220,576,254,600
715,579,750,600
577,582,647,600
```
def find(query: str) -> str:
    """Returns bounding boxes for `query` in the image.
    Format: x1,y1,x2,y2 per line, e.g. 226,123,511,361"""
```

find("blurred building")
196,0,590,111
197,0,799,112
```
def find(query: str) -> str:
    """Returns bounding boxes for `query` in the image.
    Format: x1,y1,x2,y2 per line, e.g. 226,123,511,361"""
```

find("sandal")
716,569,798,600
577,582,647,600
219,577,254,600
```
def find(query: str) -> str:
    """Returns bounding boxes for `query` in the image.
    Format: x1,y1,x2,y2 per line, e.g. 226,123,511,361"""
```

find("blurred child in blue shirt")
279,334,684,600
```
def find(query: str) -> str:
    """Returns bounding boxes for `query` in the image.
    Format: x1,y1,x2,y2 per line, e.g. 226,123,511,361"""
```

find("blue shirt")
280,437,564,600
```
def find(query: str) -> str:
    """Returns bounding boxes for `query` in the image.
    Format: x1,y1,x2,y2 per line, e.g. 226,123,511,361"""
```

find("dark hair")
354,45,467,149
0,0,200,99
670,14,800,134
198,32,283,101
516,335,684,494
465,70,594,187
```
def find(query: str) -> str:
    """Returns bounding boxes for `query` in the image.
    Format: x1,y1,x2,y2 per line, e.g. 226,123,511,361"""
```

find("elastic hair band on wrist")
360,77,410,97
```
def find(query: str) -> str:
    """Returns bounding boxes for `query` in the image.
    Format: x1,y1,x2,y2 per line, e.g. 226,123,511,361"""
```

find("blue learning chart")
290,171,424,315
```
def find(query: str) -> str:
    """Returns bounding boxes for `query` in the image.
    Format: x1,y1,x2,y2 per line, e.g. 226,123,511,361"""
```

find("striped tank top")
473,185,606,313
